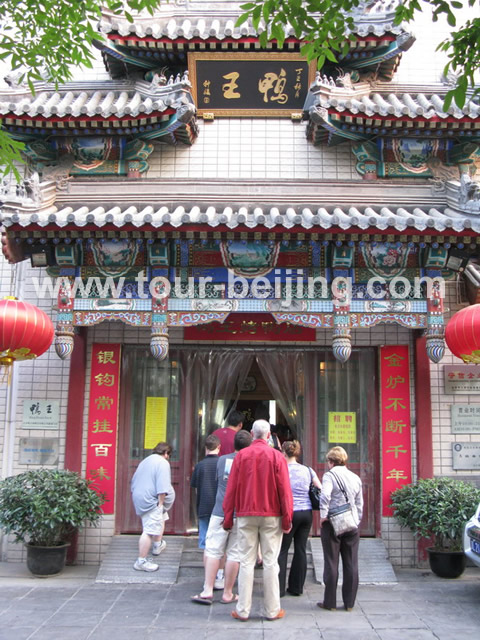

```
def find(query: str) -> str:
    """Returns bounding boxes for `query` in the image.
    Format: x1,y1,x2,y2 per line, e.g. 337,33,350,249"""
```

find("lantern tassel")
0,363,13,386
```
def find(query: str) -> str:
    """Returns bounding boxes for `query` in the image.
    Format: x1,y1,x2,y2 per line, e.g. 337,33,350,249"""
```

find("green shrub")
390,476,480,552
0,469,105,547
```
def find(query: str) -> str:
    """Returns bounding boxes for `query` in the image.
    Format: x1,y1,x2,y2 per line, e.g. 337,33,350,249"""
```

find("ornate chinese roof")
305,76,480,146
97,0,414,81
0,76,197,143
3,202,479,234
1,176,479,236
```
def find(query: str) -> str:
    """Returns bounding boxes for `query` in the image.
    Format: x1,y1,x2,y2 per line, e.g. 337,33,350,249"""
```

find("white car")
464,502,480,568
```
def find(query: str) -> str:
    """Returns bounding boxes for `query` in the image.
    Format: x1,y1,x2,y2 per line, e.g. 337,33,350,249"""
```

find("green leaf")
235,11,251,27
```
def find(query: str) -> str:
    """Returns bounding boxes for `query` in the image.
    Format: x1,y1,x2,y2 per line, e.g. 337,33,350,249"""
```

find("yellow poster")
144,397,168,449
328,412,357,443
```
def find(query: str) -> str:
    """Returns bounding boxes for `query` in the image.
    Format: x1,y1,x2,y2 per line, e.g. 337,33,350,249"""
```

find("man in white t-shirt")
131,442,175,572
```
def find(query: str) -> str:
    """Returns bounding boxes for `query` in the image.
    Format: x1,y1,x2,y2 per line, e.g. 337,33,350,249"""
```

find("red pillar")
414,335,434,563
414,336,433,479
64,329,87,563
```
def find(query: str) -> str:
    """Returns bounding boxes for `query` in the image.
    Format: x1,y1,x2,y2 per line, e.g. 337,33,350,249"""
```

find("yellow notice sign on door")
328,412,357,444
144,397,168,449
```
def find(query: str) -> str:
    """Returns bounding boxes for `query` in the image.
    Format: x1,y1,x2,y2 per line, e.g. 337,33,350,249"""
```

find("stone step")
95,535,397,585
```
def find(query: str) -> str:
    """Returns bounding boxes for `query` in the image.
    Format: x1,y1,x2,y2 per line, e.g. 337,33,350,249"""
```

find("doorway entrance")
116,346,378,537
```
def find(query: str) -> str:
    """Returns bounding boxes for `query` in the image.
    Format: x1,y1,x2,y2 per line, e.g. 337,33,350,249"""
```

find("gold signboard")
188,52,315,117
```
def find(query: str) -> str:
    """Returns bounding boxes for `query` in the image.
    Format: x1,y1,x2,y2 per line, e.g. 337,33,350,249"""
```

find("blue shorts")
198,516,211,549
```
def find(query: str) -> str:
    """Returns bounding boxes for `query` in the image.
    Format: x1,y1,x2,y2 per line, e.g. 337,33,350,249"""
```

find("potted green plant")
391,477,480,578
0,469,105,576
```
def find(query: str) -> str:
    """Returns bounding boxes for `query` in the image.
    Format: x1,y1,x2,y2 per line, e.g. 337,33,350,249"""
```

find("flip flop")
231,610,249,622
191,594,213,605
220,594,239,604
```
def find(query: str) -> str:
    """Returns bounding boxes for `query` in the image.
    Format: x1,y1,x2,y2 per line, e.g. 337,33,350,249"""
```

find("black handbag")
308,467,321,510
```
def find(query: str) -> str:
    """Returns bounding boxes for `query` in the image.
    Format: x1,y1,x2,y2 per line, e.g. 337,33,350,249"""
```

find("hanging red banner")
380,345,412,516
86,343,121,515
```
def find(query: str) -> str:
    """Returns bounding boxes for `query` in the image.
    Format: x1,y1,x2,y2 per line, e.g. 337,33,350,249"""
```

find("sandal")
191,594,213,605
220,594,239,604
231,610,249,622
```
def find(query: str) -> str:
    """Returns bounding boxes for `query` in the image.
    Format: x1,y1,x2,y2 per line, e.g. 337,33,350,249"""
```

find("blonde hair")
326,446,348,466
282,440,301,460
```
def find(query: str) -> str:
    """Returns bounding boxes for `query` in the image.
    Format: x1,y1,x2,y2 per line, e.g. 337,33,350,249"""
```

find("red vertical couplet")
380,345,412,516
86,344,122,515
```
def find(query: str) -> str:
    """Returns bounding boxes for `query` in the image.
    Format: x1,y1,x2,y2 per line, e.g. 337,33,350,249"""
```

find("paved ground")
0,561,479,640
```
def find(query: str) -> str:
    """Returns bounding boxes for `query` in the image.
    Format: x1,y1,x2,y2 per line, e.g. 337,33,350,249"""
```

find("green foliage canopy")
0,0,162,177
237,0,480,111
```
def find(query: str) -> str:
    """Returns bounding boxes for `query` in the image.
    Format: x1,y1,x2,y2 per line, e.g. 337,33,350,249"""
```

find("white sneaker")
214,577,225,590
152,540,167,556
133,558,159,572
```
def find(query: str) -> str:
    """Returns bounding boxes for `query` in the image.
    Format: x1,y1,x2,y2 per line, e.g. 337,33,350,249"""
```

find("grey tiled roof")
99,0,408,40
2,203,479,234
308,84,480,120
0,77,194,119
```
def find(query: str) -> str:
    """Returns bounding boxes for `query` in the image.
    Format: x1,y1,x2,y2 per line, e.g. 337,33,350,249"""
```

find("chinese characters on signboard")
144,397,168,449
22,400,59,429
444,365,480,394
328,412,357,443
19,437,59,465
184,313,315,342
86,344,121,515
451,404,480,434
380,346,412,516
452,442,480,470
188,52,314,116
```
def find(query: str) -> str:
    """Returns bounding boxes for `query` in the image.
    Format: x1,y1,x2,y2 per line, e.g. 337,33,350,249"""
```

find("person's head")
282,439,301,460
227,410,244,430
251,419,270,441
153,442,172,458
326,445,348,467
205,434,221,453
254,404,270,422
234,429,252,451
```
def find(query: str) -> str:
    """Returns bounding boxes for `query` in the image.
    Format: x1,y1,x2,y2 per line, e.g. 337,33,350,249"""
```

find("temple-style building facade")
0,0,479,567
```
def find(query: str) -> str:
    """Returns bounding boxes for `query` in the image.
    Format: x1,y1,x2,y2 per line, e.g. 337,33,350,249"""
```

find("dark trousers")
278,509,312,596
320,520,360,609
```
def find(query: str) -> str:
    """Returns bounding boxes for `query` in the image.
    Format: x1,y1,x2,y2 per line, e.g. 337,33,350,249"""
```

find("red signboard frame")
86,343,121,515
380,345,412,516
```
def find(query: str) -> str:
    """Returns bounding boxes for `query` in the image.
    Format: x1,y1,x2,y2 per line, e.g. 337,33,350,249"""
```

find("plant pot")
26,542,70,577
427,548,466,579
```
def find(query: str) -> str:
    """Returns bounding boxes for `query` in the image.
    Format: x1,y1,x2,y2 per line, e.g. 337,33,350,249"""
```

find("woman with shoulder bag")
317,446,363,612
278,440,321,597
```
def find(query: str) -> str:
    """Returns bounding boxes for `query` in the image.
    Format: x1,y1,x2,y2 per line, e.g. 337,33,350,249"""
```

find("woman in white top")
278,440,321,597
317,446,363,612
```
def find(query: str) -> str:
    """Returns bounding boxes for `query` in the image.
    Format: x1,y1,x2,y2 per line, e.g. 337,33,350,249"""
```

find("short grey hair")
252,419,270,440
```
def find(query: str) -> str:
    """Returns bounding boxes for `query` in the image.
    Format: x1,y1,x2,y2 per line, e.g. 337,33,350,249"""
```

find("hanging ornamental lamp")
445,304,480,363
0,297,54,371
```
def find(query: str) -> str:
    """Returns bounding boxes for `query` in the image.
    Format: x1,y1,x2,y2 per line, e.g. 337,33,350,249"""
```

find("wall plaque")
188,52,314,116
22,399,60,429
452,442,480,470
444,365,480,394
451,404,480,433
19,437,59,465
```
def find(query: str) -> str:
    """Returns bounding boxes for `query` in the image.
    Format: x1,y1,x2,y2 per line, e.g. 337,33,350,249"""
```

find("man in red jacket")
223,419,293,622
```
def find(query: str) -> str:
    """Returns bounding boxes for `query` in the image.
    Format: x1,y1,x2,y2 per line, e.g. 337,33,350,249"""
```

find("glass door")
311,348,378,536
116,346,184,534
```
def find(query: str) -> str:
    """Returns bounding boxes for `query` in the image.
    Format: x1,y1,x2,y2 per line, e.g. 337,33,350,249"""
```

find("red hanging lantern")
445,304,480,363
0,297,54,370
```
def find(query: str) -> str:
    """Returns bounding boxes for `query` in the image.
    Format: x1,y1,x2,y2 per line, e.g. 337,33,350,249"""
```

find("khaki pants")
236,515,283,619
